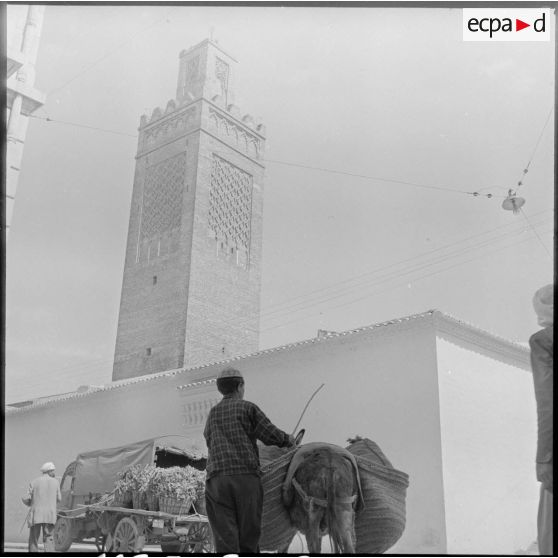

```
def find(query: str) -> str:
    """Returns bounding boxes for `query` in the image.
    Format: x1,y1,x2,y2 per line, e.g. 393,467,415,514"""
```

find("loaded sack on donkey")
258,434,409,554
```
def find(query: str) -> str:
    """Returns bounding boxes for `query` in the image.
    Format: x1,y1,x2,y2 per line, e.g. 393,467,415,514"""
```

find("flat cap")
41,462,56,473
217,367,243,379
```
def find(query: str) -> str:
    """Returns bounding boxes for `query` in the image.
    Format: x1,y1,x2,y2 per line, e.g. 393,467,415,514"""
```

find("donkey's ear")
294,429,305,445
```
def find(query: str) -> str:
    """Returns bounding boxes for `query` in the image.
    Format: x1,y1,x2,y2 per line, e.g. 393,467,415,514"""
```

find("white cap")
41,462,55,473
217,367,243,379
533,284,553,327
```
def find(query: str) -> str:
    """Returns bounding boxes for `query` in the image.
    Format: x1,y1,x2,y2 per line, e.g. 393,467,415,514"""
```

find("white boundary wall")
5,311,533,553
436,336,537,554
5,314,445,552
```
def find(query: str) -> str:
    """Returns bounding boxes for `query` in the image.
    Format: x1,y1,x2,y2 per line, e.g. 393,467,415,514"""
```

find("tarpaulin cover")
73,438,156,495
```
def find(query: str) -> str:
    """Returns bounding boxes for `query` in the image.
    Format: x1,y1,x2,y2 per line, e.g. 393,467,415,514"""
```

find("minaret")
6,5,46,237
112,39,266,381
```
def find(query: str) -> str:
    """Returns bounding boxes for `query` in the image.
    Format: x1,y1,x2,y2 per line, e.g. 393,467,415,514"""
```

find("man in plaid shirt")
204,367,295,553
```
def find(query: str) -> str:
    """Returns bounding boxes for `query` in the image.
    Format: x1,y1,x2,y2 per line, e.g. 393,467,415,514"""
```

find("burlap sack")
346,438,409,554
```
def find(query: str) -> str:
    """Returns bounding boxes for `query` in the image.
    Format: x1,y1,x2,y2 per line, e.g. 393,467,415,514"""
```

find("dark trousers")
28,523,55,552
205,474,263,554
538,485,553,555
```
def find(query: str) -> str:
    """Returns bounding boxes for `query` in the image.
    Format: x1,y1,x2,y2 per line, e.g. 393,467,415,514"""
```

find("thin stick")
292,383,325,435
20,509,31,533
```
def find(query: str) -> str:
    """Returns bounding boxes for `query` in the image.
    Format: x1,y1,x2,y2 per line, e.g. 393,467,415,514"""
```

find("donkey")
282,443,362,553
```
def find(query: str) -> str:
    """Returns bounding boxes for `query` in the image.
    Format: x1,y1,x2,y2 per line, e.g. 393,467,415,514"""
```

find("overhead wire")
19,79,553,380
186,212,552,331
519,207,552,259
265,158,502,199
28,114,137,138
255,209,553,319
259,218,554,330
25,212,551,382
260,221,554,333
165,214,552,334
504,106,555,257
29,114,513,200
516,106,554,193
46,8,177,98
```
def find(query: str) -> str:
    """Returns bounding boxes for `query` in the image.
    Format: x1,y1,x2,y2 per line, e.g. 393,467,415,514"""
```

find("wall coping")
6,310,531,414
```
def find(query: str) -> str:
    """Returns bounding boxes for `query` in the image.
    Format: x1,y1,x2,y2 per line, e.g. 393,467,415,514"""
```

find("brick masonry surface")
113,41,265,381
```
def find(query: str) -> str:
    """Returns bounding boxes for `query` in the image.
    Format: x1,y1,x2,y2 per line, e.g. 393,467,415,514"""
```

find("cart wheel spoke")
53,517,74,552
113,517,143,552
95,532,107,553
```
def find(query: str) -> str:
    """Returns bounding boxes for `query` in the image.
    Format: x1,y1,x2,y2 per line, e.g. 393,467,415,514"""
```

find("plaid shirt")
204,395,292,479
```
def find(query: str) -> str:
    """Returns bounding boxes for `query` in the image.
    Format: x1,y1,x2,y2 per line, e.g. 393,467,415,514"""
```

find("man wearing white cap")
23,461,61,552
204,367,295,553
529,284,553,555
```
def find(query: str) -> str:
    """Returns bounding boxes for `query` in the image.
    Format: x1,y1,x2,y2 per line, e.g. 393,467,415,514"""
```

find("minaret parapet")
150,106,163,122
241,114,255,128
165,99,177,114
179,91,195,104
211,94,226,107
226,104,241,118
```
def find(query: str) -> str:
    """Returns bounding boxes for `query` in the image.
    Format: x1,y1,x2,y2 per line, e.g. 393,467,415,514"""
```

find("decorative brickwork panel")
140,153,186,241
215,57,229,98
208,155,253,256
208,108,261,159
142,108,196,151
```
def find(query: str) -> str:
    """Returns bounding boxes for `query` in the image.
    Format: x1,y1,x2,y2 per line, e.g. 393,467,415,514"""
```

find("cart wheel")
53,517,74,552
111,517,144,552
160,524,213,554
189,523,214,553
169,523,212,553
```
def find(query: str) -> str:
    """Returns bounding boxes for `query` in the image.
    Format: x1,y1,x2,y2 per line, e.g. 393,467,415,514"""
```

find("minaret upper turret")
176,39,237,106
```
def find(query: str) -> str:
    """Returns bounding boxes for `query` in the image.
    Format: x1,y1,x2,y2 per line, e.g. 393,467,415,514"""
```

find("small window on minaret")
153,276,157,285
146,348,152,357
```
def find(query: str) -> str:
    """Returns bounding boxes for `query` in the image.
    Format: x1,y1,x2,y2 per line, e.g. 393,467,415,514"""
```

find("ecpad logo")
463,9,550,41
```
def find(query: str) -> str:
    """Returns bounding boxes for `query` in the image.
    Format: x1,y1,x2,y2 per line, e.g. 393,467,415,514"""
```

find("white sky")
5,4,555,403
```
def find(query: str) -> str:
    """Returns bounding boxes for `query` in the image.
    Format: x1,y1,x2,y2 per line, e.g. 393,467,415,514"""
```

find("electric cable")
28,115,520,199
260,222,554,333
17,211,550,382
28,114,137,137
255,210,553,319
260,225,554,331
13,219,552,390
180,213,551,331
516,107,554,192
46,8,177,98
265,158,502,199
519,207,552,259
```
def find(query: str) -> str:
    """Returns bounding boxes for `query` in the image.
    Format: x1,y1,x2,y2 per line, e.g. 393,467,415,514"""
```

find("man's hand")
536,462,553,493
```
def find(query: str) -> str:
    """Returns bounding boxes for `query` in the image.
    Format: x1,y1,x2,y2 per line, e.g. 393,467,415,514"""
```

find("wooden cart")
86,503,212,553
54,437,212,553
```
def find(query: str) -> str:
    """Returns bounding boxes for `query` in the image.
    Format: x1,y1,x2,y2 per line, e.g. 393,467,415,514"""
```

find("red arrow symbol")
516,19,530,31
